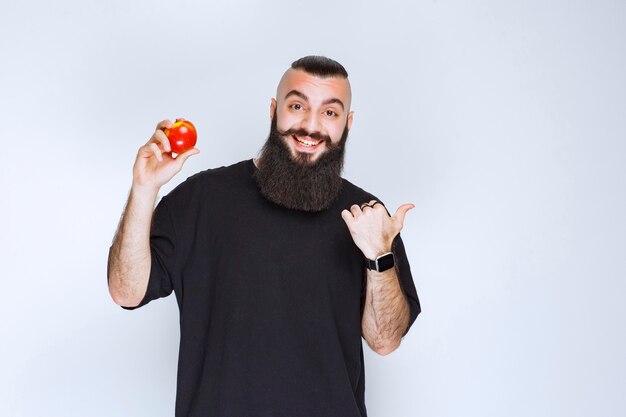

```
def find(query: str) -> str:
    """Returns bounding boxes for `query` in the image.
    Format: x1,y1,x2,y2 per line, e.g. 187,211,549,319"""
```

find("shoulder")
339,177,382,208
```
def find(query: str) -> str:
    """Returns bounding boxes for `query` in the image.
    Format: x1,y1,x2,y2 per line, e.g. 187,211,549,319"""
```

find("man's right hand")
132,119,200,191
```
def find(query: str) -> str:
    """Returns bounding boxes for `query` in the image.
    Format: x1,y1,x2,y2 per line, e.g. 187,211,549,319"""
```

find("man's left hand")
341,200,414,260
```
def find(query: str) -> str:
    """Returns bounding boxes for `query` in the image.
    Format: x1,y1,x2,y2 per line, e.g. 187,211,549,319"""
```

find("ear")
270,98,277,120
347,110,354,130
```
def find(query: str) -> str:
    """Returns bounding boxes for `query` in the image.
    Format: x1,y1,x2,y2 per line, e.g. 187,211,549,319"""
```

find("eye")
290,103,303,111
325,110,337,117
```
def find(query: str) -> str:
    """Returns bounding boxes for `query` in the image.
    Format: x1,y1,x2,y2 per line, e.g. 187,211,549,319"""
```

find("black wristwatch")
365,252,396,272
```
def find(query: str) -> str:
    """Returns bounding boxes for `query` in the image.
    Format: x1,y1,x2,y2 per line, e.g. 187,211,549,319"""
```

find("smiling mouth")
291,133,322,148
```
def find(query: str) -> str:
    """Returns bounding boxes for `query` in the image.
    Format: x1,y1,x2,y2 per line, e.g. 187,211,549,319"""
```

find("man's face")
270,68,354,164
254,69,354,212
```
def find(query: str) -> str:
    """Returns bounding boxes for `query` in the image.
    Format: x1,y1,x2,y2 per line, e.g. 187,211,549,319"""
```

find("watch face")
377,253,395,272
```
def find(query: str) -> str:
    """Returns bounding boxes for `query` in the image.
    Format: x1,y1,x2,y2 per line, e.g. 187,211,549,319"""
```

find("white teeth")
294,135,320,147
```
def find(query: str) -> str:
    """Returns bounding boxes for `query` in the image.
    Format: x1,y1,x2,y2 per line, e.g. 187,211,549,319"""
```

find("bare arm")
341,200,415,356
108,185,159,307
361,265,410,356
107,119,199,307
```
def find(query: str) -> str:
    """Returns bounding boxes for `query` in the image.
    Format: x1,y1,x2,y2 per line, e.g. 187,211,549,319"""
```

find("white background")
1,1,625,416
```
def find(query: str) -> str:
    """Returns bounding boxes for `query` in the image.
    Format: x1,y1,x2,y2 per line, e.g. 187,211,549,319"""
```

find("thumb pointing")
393,203,415,226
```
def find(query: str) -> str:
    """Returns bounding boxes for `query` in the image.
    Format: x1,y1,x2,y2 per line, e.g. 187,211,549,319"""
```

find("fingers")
146,129,170,153
156,119,173,131
341,209,354,226
350,200,385,217
345,200,411,223
149,143,162,162
357,200,385,213
371,201,385,210
137,121,176,162
140,125,172,159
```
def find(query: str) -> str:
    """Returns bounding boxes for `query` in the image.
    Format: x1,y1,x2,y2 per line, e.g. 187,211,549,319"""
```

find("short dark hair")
291,56,348,78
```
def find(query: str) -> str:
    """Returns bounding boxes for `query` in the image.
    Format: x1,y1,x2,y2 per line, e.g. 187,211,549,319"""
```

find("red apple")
165,119,197,154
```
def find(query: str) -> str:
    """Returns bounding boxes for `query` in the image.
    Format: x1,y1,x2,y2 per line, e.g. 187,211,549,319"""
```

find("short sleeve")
121,197,176,310
393,233,421,337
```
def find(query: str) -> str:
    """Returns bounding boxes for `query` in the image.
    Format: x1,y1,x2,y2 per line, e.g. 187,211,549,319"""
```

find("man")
108,56,420,417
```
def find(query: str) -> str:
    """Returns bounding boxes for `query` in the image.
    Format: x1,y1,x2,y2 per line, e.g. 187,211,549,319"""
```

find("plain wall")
1,0,625,416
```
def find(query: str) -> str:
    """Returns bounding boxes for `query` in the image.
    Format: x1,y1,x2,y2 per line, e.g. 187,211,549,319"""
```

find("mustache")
275,127,332,145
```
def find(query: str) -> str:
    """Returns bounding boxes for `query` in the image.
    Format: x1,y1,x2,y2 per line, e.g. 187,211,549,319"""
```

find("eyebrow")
284,89,345,111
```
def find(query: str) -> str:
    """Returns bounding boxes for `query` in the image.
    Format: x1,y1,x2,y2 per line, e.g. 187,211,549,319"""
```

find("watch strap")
366,258,378,271
365,252,395,272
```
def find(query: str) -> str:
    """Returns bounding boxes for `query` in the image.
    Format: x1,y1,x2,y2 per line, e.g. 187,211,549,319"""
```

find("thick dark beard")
253,116,349,212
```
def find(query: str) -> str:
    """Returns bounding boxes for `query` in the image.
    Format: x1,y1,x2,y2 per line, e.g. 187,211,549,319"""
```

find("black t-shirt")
123,159,420,417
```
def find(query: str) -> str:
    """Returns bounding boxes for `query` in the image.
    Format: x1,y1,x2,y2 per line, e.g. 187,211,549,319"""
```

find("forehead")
276,69,352,108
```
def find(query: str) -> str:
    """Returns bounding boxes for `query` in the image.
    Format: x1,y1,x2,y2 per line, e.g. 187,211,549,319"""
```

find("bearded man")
107,56,421,417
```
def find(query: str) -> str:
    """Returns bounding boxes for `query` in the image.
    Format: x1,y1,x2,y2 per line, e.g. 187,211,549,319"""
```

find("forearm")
107,185,159,307
361,267,410,355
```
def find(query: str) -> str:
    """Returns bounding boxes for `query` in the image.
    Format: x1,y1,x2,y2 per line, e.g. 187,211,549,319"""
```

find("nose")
300,111,322,135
